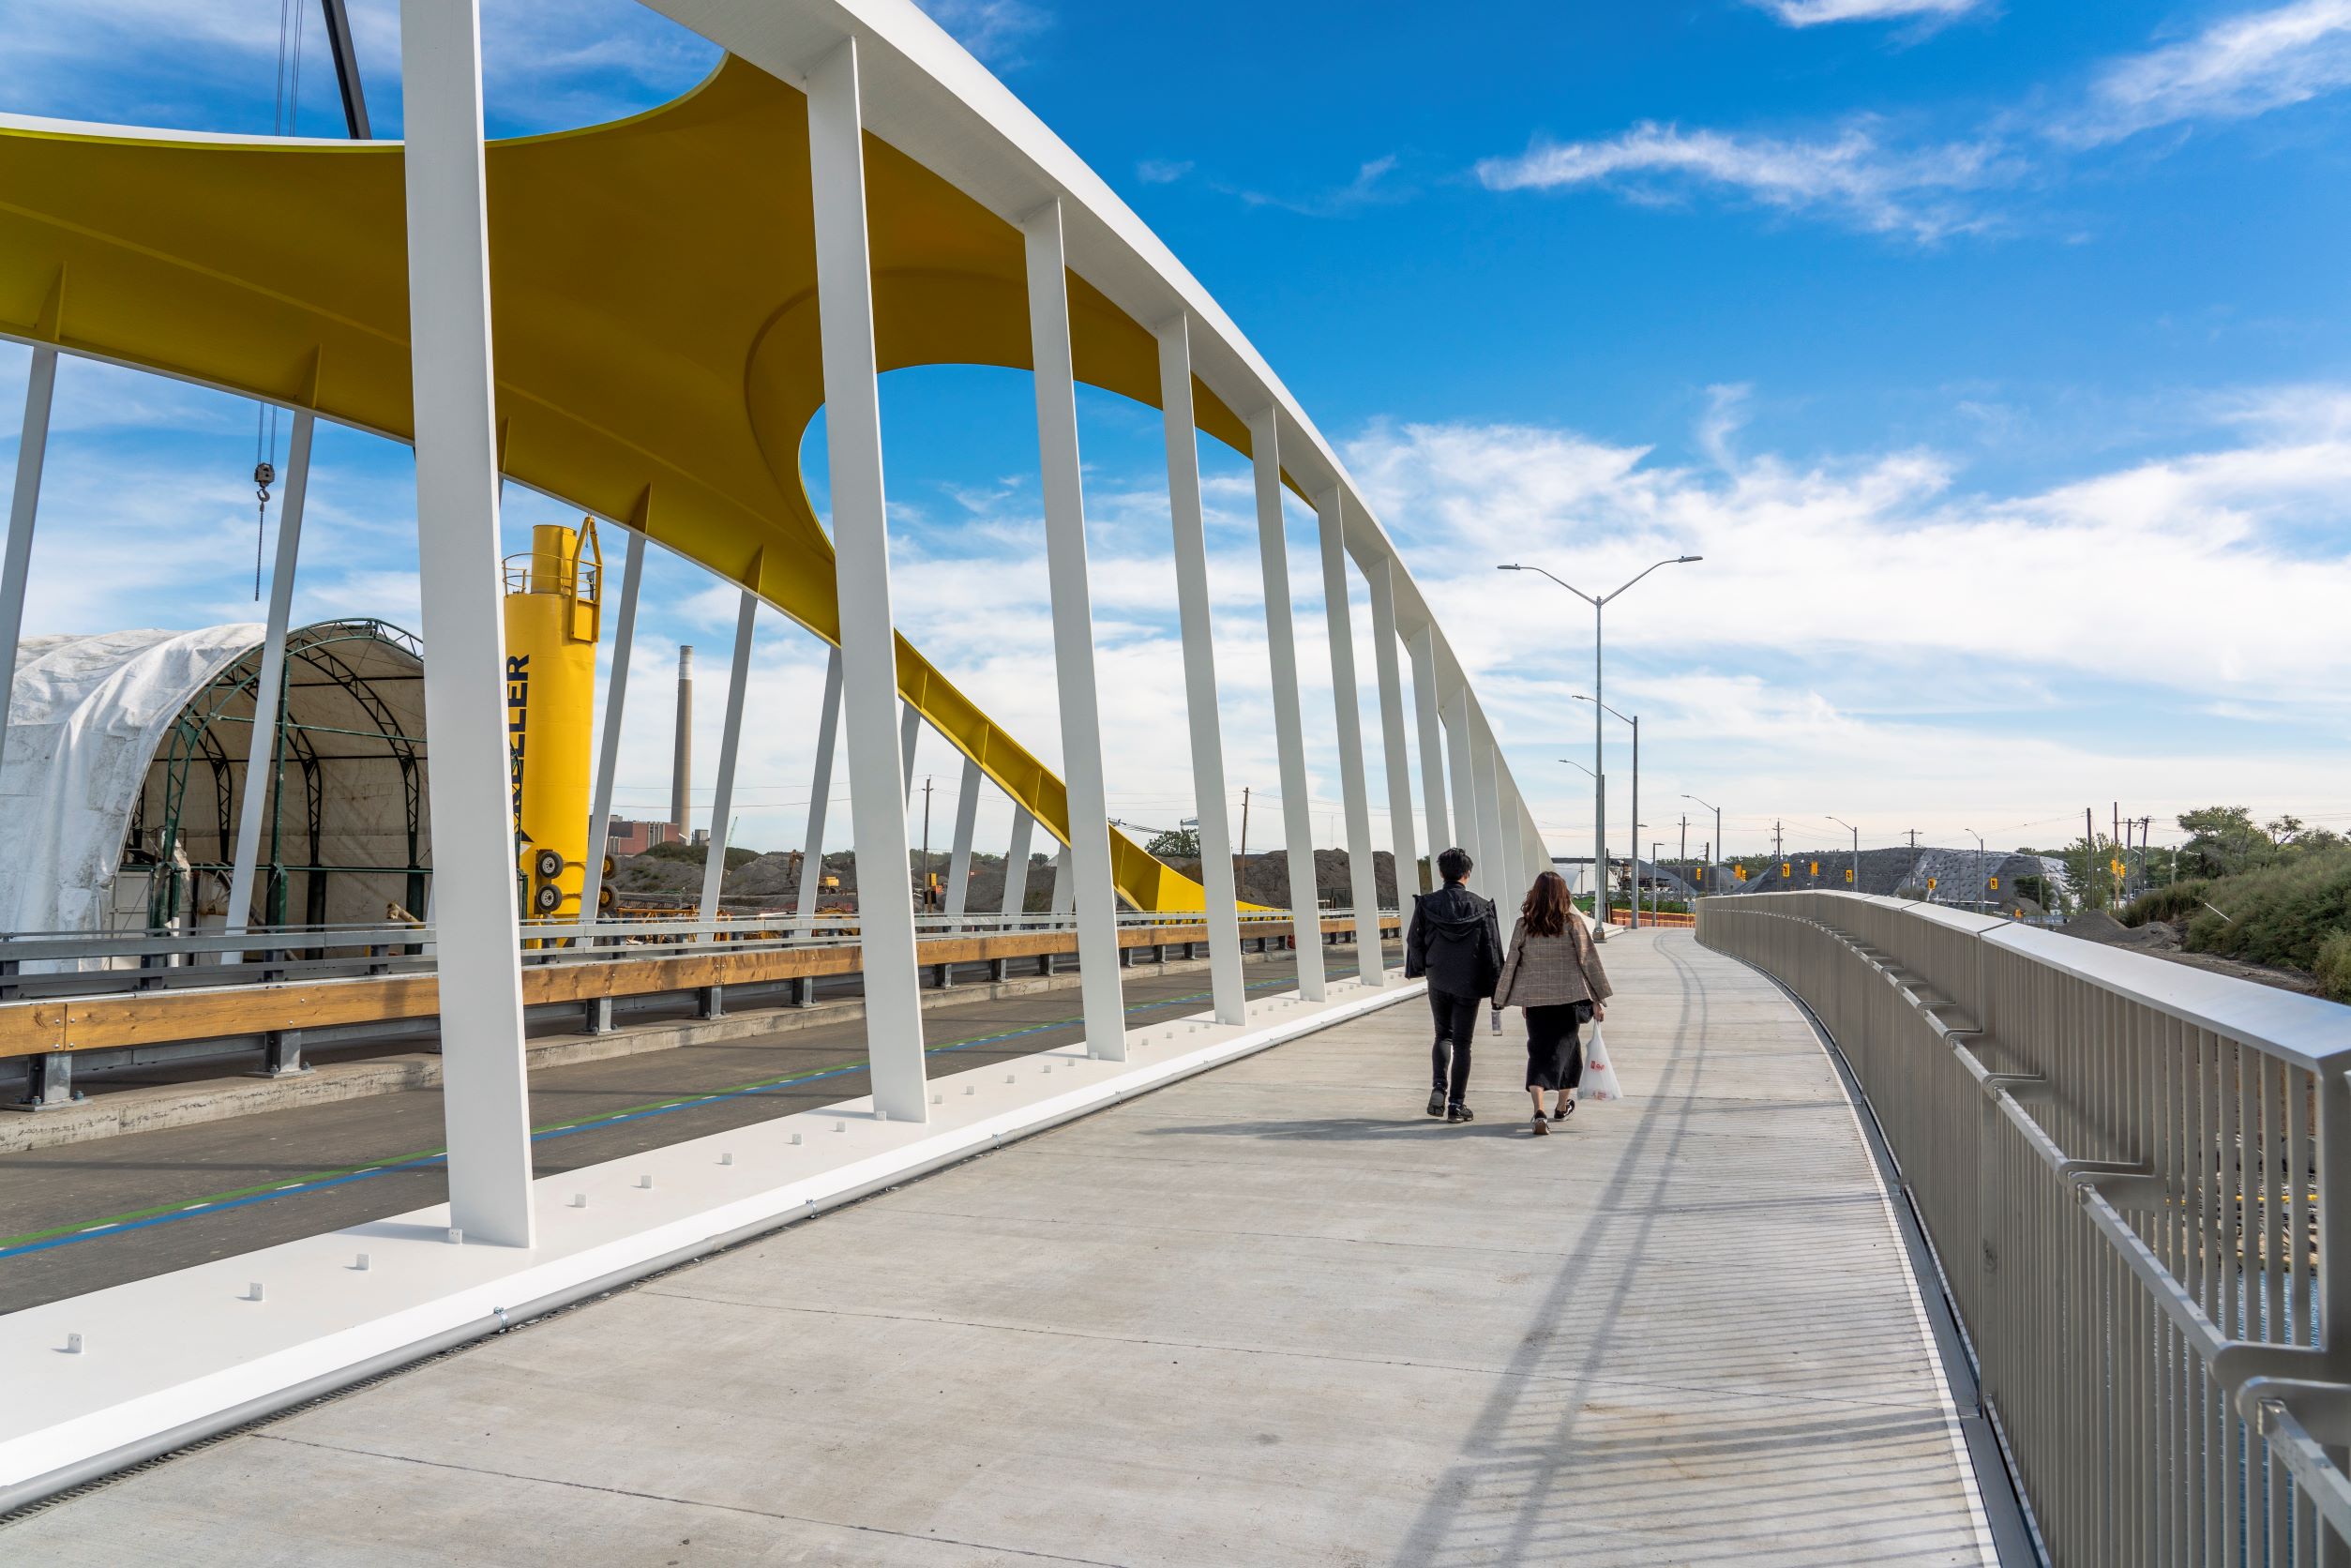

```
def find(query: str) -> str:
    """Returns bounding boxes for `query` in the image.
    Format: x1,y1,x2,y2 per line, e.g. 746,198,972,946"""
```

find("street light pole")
1828,815,1859,894
1572,694,1637,928
1683,793,1722,897
1557,757,1599,916
1501,554,1700,941
1966,827,1985,912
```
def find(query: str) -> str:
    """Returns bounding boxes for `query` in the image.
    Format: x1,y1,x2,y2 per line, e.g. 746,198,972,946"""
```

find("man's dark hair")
1437,847,1473,884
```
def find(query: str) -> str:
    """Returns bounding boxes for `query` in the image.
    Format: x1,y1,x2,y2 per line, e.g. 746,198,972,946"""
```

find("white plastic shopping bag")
1581,1024,1626,1102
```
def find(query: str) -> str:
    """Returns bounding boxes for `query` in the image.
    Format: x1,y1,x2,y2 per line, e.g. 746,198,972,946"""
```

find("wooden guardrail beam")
0,915,1397,1058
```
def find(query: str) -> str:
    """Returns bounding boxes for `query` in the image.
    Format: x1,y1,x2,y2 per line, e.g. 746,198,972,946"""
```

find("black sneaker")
1426,1090,1447,1118
1446,1103,1475,1123
1530,1113,1549,1136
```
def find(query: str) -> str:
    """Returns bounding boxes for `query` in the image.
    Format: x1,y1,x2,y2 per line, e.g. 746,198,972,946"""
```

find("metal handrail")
1701,890,2351,1565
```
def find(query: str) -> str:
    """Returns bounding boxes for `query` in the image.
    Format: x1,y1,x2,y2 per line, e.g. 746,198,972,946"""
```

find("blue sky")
3,0,2348,867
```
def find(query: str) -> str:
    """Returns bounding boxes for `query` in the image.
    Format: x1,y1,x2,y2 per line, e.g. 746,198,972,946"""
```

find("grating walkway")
0,930,1996,1566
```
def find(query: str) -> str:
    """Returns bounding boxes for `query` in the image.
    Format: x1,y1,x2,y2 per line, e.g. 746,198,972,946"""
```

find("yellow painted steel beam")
0,61,1306,910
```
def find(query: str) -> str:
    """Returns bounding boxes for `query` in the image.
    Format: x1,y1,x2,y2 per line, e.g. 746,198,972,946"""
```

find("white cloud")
2061,0,2351,145
1136,158,1194,185
1474,119,2014,241
1347,397,2351,848
916,0,1052,67
0,0,719,134
1481,3,2351,241
1217,155,1406,218
1750,0,1986,26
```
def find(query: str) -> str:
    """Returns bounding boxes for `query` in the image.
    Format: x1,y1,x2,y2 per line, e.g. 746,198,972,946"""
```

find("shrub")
2121,881,2211,927
2316,932,2351,1005
2181,846,2351,973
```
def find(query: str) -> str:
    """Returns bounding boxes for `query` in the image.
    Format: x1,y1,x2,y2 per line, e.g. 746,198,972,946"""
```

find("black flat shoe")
1553,1100,1575,1122
1446,1103,1475,1123
1426,1090,1447,1117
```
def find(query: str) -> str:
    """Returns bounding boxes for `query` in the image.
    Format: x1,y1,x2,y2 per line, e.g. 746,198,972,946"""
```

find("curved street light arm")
1605,554,1705,604
1496,563,1595,606
1570,692,1634,728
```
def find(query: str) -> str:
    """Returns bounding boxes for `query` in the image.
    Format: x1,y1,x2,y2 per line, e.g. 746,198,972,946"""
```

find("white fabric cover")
1,622,431,941
0,626,262,936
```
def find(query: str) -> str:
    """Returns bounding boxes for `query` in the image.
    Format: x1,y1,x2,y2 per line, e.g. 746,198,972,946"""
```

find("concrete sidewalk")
0,931,1995,1566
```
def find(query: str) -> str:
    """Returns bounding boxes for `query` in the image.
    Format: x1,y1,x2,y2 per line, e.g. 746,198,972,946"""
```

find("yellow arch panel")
0,60,1287,911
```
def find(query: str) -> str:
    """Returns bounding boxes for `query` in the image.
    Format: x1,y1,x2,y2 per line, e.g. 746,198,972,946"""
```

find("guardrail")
1700,891,2351,1565
3,909,1398,1107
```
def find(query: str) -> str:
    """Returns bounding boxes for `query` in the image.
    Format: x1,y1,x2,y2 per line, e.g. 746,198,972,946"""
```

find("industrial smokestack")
671,645,693,837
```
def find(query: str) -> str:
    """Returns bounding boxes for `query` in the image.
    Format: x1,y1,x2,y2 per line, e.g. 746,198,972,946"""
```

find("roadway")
0,949,1371,1315
0,930,1998,1564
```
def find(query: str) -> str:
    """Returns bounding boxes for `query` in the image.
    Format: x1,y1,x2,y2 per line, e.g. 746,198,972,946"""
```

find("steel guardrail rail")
0,910,1401,1076
1698,890,2351,1565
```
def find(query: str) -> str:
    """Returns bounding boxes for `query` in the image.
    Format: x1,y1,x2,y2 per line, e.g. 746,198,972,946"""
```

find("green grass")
2119,880,2212,927
2163,846,2351,1001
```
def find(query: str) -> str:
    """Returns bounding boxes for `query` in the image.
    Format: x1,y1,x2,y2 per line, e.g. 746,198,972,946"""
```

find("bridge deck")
0,931,1996,1565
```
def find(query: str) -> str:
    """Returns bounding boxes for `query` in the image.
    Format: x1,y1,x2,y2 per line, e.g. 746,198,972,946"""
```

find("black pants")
1428,988,1482,1104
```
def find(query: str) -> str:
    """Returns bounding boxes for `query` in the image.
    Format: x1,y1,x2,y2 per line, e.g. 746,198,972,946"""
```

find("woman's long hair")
1521,869,1572,938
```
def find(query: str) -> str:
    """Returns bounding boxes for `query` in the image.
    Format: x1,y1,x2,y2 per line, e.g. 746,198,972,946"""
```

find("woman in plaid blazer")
1495,870,1613,1136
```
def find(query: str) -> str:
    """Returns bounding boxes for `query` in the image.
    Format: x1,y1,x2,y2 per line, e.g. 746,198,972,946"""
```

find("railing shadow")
1390,940,1980,1566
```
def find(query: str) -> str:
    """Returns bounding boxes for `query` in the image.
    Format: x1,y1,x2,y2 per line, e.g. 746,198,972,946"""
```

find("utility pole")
1679,815,1689,891
1773,821,1783,861
1236,785,1250,898
2086,806,2099,908
920,775,934,911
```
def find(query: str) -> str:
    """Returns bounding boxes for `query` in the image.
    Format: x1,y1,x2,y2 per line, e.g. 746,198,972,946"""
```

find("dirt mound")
608,853,701,896
2064,909,2187,951
724,852,802,899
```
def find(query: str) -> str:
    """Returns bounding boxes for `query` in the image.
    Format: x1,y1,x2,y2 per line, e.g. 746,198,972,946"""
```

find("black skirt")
1524,1004,1585,1091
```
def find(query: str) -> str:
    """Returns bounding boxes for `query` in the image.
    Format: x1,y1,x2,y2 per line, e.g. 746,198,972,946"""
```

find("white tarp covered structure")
0,622,430,938
0,627,260,937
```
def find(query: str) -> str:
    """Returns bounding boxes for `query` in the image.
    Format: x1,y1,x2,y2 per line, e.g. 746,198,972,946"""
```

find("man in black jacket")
1404,846,1503,1123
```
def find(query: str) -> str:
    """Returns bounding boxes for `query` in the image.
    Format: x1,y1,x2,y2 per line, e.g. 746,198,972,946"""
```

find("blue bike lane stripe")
0,980,1275,1265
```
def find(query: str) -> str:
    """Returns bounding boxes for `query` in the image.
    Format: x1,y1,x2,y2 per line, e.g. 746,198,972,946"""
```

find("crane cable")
251,0,309,598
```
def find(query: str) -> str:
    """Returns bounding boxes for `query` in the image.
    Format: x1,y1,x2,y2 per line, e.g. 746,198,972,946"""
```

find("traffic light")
1809,860,1819,877
1928,876,1937,891
1844,867,1854,883
1734,865,1748,882
1781,862,1791,877
1988,875,1999,892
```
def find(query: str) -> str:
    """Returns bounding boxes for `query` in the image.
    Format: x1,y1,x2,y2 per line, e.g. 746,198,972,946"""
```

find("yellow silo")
503,519,602,927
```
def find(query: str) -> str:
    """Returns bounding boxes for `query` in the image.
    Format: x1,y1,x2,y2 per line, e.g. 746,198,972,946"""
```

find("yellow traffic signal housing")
1809,860,1819,876
1734,865,1747,881
1844,867,1853,883
1781,862,1791,877
1989,875,1999,891
1928,876,1937,890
